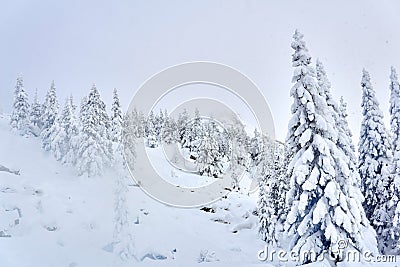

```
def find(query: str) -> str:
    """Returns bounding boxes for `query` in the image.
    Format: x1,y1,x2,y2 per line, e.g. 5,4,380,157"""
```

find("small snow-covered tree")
284,31,377,264
76,85,113,177
162,113,179,144
110,88,123,143
358,69,393,252
29,89,42,135
249,128,264,167
154,109,165,143
49,113,66,161
41,81,59,151
62,97,80,165
10,75,30,134
197,123,224,177
122,112,137,167
177,109,189,142
145,110,158,148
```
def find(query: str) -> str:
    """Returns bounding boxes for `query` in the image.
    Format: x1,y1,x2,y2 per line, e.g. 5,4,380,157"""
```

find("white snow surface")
0,116,265,266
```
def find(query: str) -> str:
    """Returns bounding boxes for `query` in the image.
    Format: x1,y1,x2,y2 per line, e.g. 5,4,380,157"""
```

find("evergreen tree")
29,89,42,136
338,97,360,186
177,109,189,142
41,81,59,151
10,75,30,134
389,67,400,252
122,112,136,167
76,85,113,177
154,109,165,143
162,113,179,144
257,136,278,244
110,88,123,143
358,69,393,252
284,31,377,264
62,97,80,165
49,112,66,161
249,128,264,167
196,123,224,177
145,110,158,148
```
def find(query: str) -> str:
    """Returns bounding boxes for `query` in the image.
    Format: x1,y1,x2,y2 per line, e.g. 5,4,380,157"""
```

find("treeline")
10,79,277,181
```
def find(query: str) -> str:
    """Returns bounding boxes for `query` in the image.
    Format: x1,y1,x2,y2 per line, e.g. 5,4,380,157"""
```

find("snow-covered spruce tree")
228,121,250,171
284,31,377,264
274,142,290,234
162,113,179,144
110,88,123,143
249,128,264,167
154,109,165,143
388,67,400,252
76,85,113,177
79,96,88,122
182,108,203,159
49,97,80,162
177,108,189,142
338,97,360,186
145,110,158,148
122,112,136,168
49,108,66,161
358,69,393,252
258,135,278,244
41,81,59,151
63,98,80,166
10,75,30,134
317,61,374,252
316,61,360,187
196,123,224,177
29,89,42,136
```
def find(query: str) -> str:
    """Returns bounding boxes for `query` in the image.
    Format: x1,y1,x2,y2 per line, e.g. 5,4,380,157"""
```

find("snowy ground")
0,115,267,267
0,114,398,267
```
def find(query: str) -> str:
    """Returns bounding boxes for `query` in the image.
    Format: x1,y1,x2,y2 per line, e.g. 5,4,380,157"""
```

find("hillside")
0,115,269,267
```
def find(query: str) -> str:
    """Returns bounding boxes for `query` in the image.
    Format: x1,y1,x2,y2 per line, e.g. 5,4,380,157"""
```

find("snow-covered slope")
0,115,268,267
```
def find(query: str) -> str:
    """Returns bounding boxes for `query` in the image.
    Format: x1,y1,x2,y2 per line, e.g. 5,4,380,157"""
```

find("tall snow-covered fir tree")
284,31,377,264
29,89,42,135
389,66,400,252
110,88,123,143
358,69,393,252
317,59,369,231
41,81,59,151
76,85,113,177
10,75,30,134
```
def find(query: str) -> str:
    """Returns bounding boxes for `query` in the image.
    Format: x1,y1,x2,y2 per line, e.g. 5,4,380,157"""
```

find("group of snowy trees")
258,30,400,264
124,106,267,180
10,79,124,177
10,79,135,260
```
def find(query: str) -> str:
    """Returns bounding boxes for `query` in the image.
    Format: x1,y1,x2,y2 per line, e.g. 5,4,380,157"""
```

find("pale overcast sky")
1,0,399,141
